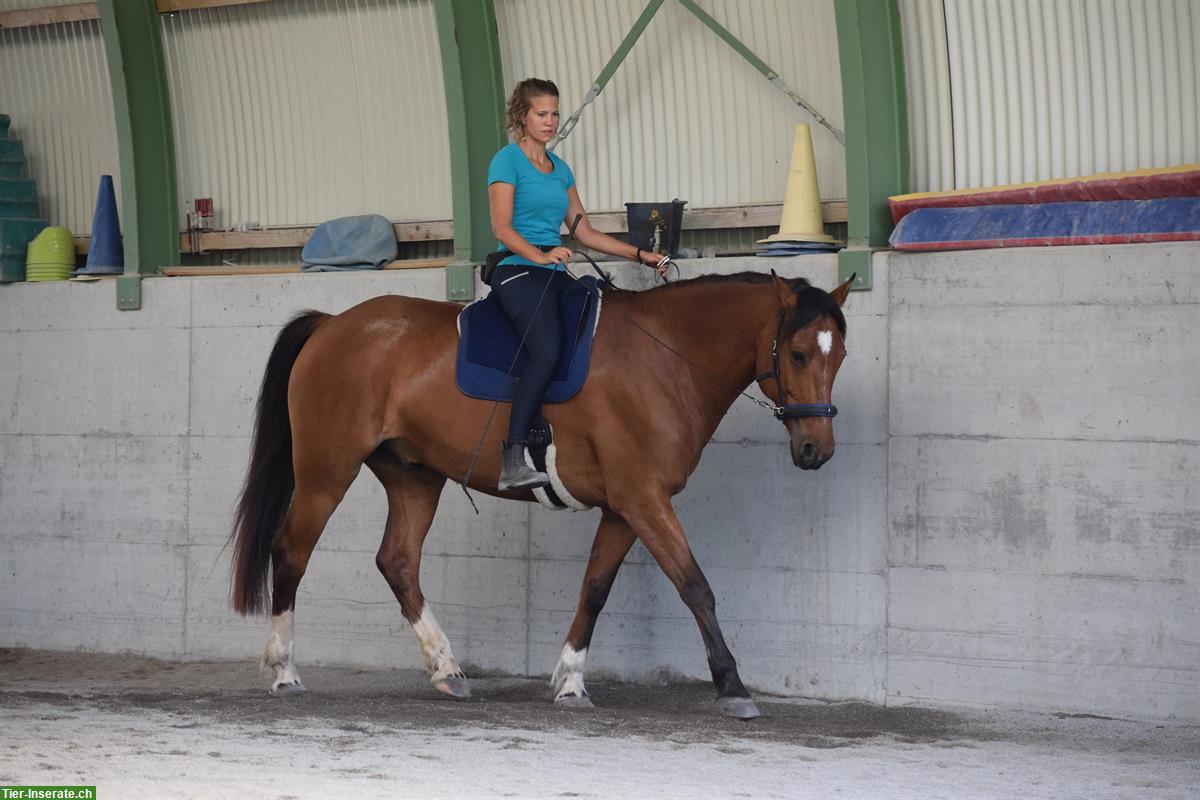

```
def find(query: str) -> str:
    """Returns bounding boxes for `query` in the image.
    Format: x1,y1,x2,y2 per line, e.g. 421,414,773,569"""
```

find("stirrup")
498,441,549,492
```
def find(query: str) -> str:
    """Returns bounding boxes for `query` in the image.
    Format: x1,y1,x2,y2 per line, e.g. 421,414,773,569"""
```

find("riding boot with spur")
498,441,549,492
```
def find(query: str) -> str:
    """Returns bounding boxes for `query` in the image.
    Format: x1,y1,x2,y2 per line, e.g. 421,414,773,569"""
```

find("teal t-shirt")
487,143,576,269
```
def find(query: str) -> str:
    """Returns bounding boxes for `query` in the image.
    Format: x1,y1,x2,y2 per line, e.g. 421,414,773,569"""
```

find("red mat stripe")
889,169,1200,224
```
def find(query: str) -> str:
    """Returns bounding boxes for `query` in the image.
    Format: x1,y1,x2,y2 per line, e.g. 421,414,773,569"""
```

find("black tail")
229,310,329,616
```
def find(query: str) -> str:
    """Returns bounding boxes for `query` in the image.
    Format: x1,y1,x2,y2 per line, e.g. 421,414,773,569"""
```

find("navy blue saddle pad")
456,275,602,404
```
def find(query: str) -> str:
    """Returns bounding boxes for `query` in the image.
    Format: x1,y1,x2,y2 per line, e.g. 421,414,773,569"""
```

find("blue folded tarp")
301,214,397,271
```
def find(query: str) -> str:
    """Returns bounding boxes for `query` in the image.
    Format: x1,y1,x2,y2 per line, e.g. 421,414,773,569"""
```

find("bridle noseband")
755,308,839,422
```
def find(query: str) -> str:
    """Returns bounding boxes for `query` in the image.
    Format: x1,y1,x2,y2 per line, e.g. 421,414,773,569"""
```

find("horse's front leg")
615,493,760,719
552,510,637,707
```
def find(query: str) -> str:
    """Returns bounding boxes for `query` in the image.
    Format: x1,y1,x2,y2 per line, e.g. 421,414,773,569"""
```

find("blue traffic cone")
77,174,123,275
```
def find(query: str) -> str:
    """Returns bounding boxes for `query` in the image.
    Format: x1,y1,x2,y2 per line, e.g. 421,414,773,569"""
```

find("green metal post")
434,0,507,303
834,0,909,291
98,0,179,310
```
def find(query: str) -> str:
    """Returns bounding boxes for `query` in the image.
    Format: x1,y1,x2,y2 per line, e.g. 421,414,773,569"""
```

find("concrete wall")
1,244,1195,721
885,243,1199,720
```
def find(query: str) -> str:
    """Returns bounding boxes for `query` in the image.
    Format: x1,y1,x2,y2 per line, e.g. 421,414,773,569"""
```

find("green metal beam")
676,0,844,145
834,0,909,291
552,0,665,149
98,0,179,309
434,0,507,302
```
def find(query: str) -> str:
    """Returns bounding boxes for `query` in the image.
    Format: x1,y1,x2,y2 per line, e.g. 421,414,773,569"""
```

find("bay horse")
230,270,853,719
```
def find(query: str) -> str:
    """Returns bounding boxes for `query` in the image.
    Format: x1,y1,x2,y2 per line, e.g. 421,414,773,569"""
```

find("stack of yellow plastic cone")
758,124,835,251
25,226,75,281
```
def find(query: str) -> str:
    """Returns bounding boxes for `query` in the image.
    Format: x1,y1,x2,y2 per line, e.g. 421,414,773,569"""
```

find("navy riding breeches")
488,264,574,443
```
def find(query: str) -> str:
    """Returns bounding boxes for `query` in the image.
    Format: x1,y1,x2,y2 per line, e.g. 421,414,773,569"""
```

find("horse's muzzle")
793,440,832,470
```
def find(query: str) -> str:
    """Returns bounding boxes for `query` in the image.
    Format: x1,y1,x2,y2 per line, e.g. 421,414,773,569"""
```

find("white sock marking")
551,644,588,699
262,610,302,690
411,606,464,681
817,329,833,355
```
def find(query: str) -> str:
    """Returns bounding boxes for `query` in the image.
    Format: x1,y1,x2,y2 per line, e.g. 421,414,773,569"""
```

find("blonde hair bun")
506,78,559,141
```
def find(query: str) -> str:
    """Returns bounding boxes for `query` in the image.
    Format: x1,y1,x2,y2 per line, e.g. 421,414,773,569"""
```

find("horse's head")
758,273,853,470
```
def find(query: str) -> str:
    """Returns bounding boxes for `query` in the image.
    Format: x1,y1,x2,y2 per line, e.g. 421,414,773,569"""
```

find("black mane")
656,271,846,338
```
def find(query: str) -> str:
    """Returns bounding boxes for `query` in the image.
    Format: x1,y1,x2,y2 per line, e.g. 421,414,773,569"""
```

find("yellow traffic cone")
760,124,834,245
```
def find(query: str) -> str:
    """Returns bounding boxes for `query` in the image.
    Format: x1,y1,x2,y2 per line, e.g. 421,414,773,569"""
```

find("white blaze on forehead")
817,330,833,355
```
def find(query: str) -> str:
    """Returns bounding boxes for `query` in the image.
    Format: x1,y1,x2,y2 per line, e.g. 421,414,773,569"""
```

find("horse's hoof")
432,675,472,698
270,680,305,695
555,692,594,709
715,696,761,720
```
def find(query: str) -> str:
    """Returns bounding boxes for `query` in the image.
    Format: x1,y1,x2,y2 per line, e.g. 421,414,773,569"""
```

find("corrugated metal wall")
901,0,1200,192
160,0,451,229
899,0,954,192
496,0,846,213
6,0,1198,234
0,16,119,235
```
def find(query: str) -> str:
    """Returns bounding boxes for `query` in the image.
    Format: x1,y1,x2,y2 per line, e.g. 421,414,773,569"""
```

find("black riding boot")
498,440,549,492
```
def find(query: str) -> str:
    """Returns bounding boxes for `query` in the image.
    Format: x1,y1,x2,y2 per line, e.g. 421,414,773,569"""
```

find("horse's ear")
770,270,794,307
830,273,856,307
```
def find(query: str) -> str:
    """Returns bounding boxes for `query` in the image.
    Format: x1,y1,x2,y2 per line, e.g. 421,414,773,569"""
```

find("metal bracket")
445,261,476,303
837,248,873,292
116,274,142,310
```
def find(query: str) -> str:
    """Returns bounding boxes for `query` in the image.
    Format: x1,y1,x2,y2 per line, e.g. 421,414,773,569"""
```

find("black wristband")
635,248,642,265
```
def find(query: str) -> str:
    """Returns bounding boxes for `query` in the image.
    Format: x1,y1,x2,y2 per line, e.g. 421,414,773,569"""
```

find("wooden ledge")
160,258,451,276
71,202,848,256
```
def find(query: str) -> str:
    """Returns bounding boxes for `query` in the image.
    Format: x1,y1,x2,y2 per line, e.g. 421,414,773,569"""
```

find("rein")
571,244,835,424
460,220,837,508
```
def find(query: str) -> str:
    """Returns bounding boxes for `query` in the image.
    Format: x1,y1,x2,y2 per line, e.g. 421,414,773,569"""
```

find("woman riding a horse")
229,79,854,720
487,78,668,491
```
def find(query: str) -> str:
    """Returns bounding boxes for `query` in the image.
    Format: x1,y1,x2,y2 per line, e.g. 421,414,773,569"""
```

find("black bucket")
625,199,686,257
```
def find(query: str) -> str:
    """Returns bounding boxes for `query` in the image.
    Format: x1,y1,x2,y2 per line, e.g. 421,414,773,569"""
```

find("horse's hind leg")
366,455,468,697
262,462,360,693
552,510,636,707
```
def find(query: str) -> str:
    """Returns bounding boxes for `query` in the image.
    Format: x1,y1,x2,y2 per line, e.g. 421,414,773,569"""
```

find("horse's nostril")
801,442,817,460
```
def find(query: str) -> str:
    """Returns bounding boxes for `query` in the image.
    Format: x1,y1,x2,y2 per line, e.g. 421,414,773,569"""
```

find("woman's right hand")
536,247,574,267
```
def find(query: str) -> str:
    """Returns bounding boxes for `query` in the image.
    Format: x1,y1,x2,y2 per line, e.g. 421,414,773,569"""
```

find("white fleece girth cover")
525,439,592,512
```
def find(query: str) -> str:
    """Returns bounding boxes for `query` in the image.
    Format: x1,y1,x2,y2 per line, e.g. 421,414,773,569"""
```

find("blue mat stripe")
890,198,1200,249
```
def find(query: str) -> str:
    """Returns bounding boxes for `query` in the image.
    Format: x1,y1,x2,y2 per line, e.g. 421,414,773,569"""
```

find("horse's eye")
790,351,806,366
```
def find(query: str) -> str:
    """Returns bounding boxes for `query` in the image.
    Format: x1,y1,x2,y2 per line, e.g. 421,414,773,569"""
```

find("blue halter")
754,308,839,422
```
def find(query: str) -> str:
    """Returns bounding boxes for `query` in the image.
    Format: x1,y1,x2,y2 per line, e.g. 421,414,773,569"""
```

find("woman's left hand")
639,250,670,277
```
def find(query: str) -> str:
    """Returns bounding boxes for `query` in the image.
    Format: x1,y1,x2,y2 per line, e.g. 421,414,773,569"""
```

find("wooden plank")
823,200,849,223
588,201,846,233
155,0,271,12
169,203,845,253
383,257,451,270
177,219,455,253
0,2,99,30
160,257,451,276
161,265,299,276
393,219,455,241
